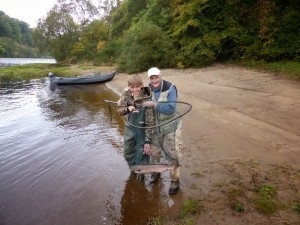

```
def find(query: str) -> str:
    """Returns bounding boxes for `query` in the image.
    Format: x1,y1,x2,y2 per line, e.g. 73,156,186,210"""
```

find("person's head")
128,74,143,97
147,67,162,89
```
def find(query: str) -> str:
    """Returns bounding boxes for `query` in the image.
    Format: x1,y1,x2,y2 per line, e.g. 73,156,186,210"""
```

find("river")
0,58,56,67
0,61,179,225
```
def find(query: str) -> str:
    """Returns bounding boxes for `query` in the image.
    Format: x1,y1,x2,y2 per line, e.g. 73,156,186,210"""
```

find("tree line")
0,11,40,57
1,0,299,73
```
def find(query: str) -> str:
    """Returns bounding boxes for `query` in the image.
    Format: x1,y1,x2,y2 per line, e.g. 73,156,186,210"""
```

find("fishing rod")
103,100,117,121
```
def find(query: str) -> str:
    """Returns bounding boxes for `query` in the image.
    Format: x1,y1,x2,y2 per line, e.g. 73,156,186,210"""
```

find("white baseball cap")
147,67,160,77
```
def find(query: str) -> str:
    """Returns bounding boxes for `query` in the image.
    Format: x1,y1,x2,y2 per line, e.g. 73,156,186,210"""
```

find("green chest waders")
124,107,149,166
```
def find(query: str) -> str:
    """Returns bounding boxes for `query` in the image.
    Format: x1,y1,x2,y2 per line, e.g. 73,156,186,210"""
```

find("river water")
0,62,181,225
0,58,56,67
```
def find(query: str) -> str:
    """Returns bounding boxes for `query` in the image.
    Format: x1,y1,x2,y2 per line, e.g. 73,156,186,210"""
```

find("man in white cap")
143,67,182,195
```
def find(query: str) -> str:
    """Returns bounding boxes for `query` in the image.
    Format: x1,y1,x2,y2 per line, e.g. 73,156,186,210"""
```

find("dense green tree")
168,0,299,67
0,13,22,43
19,21,34,47
13,0,299,68
117,21,176,73
0,11,36,57
138,0,172,30
170,0,219,67
110,0,148,38
36,8,79,61
57,0,99,28
35,0,99,61
98,0,123,18
72,20,109,60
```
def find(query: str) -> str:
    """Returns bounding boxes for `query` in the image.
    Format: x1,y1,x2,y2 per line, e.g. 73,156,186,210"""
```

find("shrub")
117,21,176,73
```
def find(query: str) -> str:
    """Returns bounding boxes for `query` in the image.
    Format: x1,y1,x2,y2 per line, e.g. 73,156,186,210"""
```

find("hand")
143,143,151,155
144,101,157,108
128,106,135,112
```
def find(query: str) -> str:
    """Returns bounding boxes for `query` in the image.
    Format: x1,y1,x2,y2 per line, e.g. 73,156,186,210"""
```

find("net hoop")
127,101,192,129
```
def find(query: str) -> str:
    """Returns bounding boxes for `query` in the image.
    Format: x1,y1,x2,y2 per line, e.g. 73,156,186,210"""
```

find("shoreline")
105,65,300,224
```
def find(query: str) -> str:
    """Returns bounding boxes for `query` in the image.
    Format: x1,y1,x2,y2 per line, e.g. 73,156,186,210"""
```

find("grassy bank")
0,63,116,82
236,60,300,79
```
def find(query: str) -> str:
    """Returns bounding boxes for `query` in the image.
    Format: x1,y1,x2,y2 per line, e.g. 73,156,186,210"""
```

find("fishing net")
104,100,192,161
104,100,192,129
126,101,192,129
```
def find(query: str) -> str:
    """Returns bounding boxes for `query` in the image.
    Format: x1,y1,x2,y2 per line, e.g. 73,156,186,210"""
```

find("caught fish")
130,163,179,174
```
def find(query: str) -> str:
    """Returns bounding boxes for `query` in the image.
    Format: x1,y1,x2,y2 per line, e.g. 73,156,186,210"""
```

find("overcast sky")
1,0,99,28
0,0,58,28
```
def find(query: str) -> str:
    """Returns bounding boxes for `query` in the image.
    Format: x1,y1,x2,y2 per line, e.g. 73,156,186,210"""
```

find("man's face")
129,84,143,97
149,75,162,88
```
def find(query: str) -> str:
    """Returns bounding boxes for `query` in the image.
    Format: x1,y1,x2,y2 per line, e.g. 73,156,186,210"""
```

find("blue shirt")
152,82,177,115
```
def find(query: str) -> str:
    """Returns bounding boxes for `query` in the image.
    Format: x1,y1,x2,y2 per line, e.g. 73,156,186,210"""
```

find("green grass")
147,214,169,225
175,198,202,225
0,63,71,81
147,198,202,225
236,60,300,79
266,61,300,79
291,201,300,214
178,198,202,221
232,202,245,213
253,184,278,215
227,187,245,213
0,63,115,82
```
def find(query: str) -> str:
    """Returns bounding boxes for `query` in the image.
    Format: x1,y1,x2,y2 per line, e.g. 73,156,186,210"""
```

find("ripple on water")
0,79,171,225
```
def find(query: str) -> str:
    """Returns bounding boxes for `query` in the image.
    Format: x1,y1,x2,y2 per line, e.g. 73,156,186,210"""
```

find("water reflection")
41,84,122,128
119,174,161,224
39,83,125,151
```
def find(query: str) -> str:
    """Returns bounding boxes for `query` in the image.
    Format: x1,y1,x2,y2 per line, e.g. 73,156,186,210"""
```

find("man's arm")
156,85,177,115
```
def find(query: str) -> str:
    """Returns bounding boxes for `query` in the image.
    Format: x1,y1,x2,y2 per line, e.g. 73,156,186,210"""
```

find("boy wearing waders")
117,75,154,180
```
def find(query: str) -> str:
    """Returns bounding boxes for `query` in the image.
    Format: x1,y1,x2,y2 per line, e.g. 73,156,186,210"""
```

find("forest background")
0,0,299,75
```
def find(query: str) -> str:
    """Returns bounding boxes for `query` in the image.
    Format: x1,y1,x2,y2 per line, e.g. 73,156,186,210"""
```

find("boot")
136,173,145,182
169,180,180,195
150,172,160,184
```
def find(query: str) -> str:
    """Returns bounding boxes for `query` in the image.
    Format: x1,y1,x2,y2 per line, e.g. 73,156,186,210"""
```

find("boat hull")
49,71,116,85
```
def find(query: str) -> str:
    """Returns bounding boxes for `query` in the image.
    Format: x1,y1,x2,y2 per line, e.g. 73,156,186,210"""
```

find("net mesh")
127,101,192,129
104,100,192,129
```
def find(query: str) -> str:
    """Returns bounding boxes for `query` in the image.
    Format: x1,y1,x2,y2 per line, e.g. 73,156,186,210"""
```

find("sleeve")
156,85,177,115
116,91,130,116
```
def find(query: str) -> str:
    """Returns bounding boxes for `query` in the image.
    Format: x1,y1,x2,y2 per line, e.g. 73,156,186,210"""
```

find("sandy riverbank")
105,64,300,224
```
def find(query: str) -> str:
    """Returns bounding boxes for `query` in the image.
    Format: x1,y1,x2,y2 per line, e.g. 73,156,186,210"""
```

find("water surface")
0,58,56,67
0,78,181,225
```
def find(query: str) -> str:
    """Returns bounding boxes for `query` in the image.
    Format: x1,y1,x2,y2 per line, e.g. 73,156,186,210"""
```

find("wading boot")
150,172,160,184
169,180,180,195
137,174,145,182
